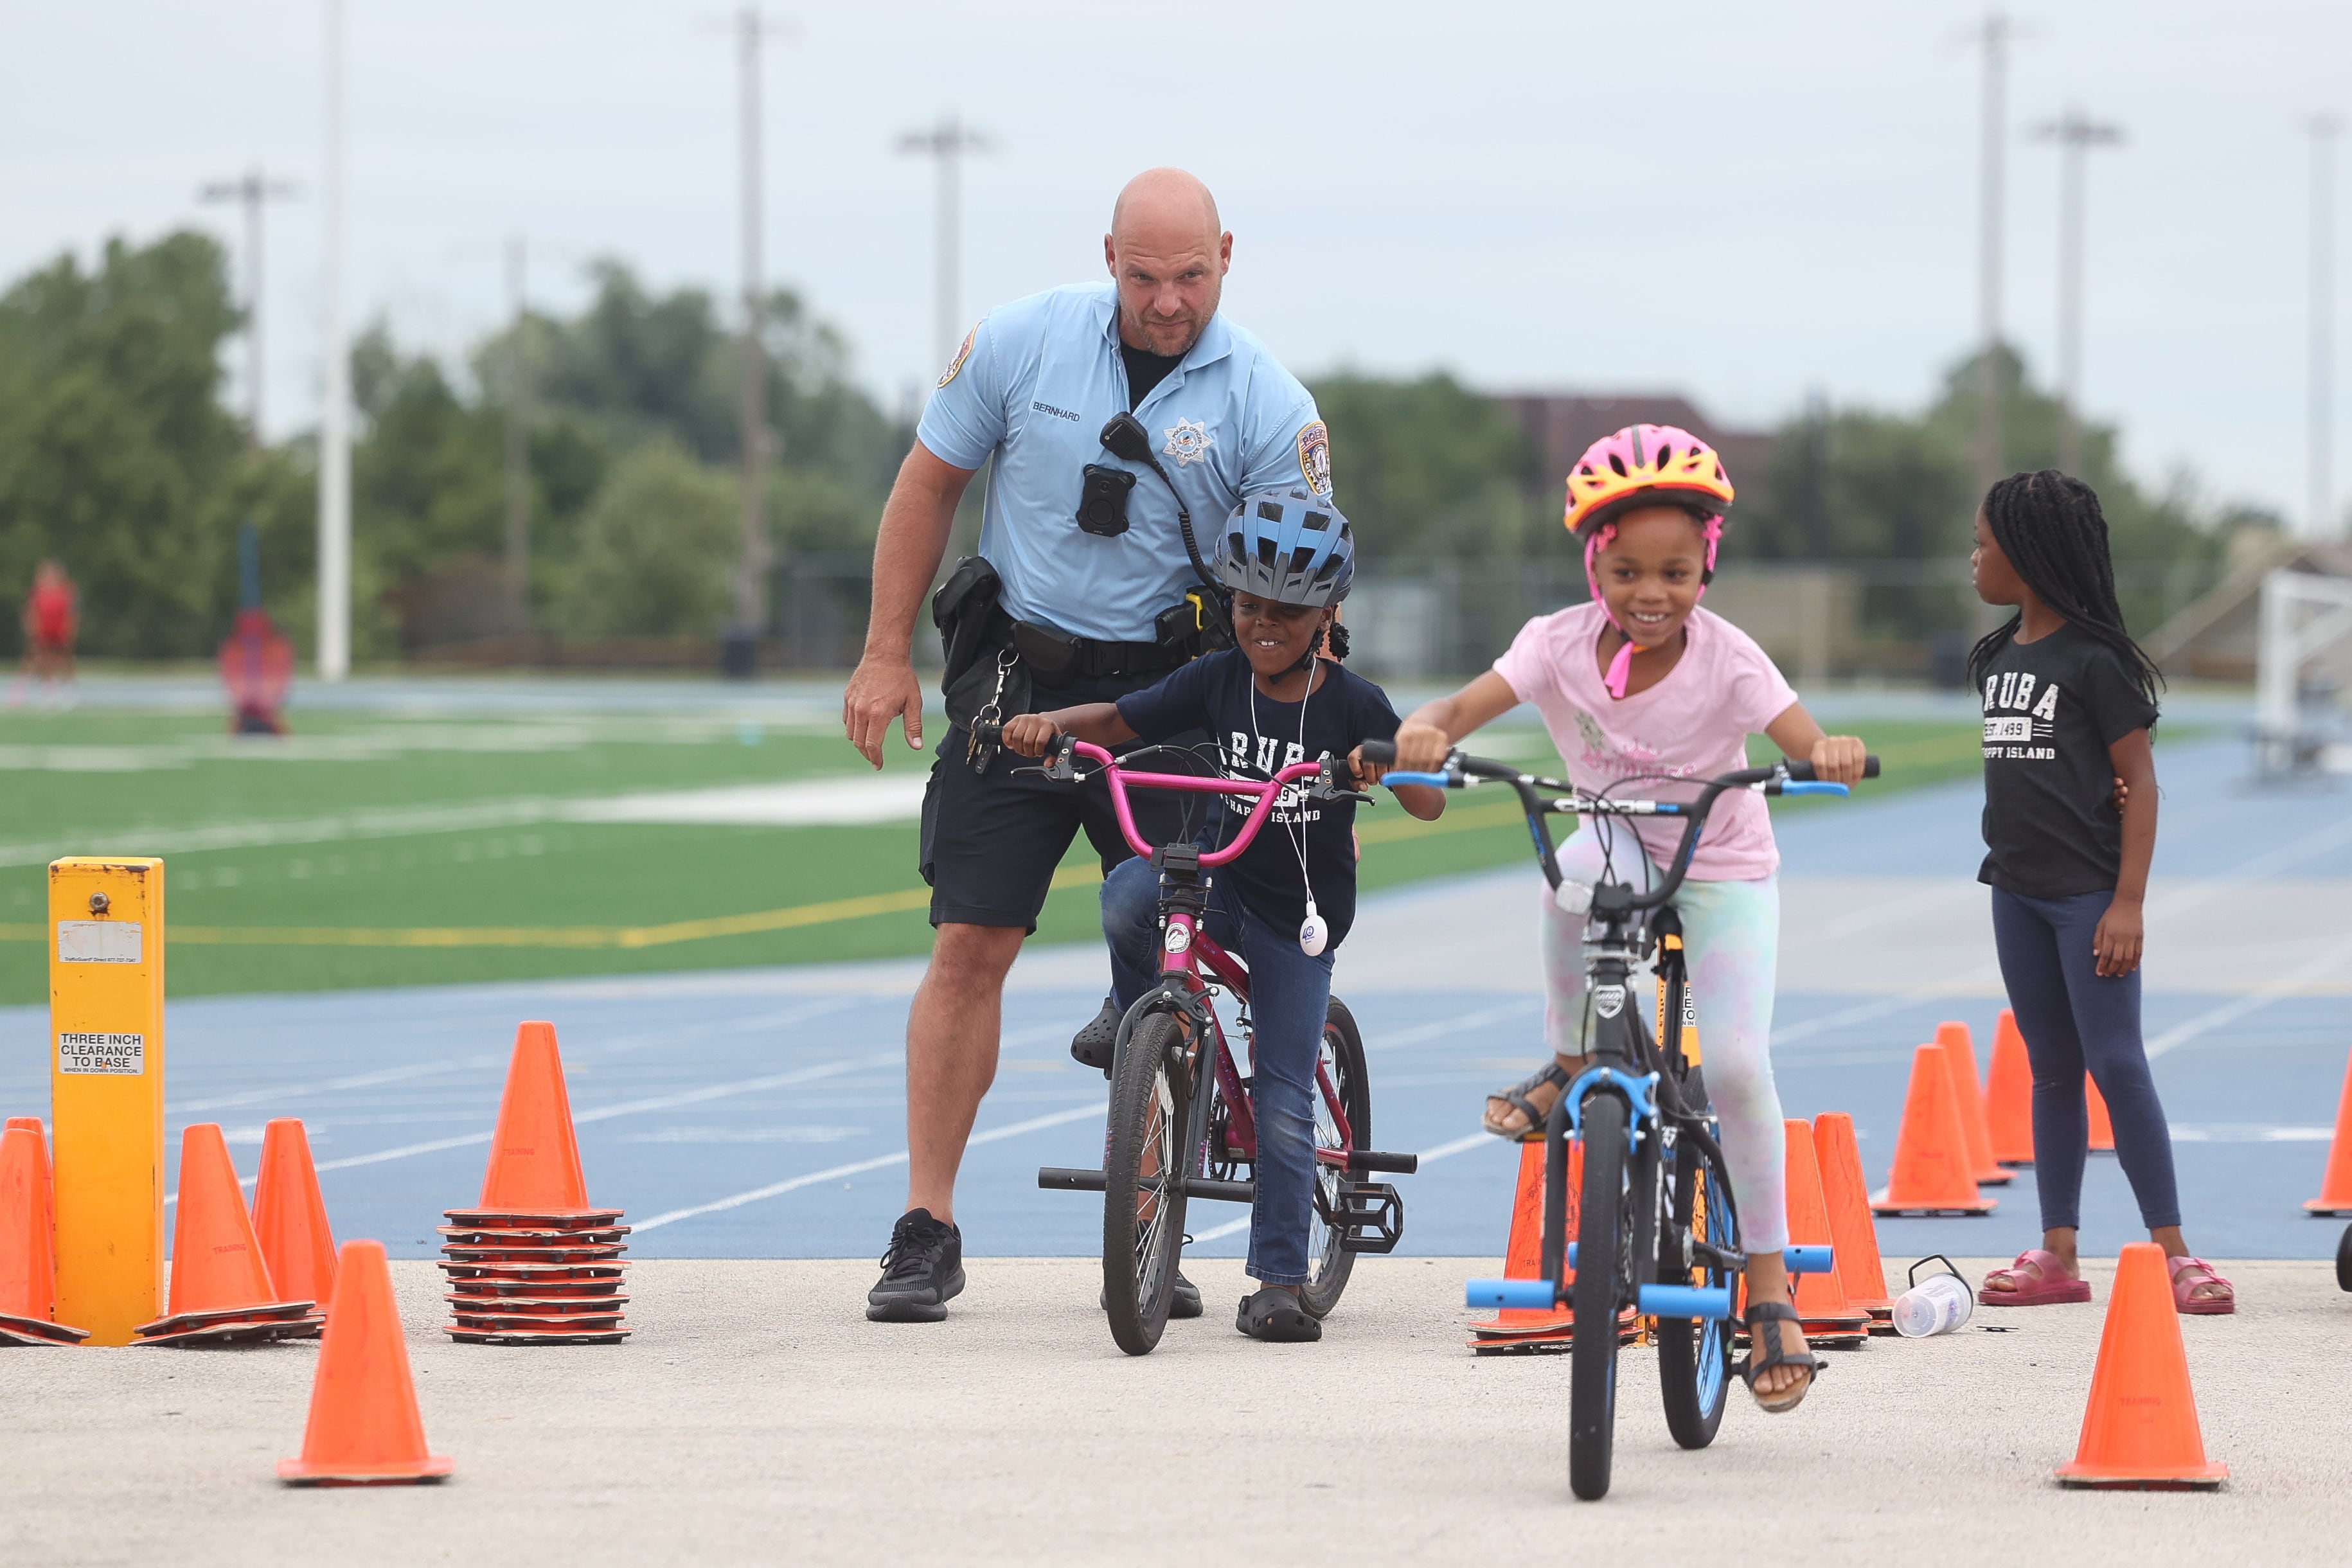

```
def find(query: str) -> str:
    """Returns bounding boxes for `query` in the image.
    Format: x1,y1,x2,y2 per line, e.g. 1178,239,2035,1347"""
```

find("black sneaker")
1100,1270,1202,1318
866,1207,965,1322
1071,995,1119,1074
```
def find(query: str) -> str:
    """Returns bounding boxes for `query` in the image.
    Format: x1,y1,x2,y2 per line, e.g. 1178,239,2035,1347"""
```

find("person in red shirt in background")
10,559,78,709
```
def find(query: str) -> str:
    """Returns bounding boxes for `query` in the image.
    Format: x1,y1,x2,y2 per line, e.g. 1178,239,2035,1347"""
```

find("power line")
198,167,298,446
896,114,992,373
2031,109,2123,476
2309,116,2340,538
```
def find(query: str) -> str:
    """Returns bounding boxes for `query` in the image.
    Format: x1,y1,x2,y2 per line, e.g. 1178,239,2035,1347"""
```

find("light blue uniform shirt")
916,282,1332,645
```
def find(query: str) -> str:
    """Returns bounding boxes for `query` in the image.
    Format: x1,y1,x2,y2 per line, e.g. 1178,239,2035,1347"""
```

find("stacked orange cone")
440,1022,630,1344
1984,1009,2036,1166
2086,1073,2116,1152
1935,1022,2011,1186
1871,1044,1995,1216
1778,1119,1870,1344
1811,1114,1893,1325
252,1118,339,1337
1467,1138,1575,1350
0,1122,88,1345
135,1123,322,1345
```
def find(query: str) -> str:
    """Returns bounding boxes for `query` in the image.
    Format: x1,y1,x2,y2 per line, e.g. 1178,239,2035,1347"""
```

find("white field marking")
2143,931,2352,1058
169,1055,501,1114
631,1101,1106,1233
1371,1000,1541,1053
1812,880,1982,941
560,776,929,827
1190,1130,1498,1243
2169,1123,2336,1143
161,1053,895,1206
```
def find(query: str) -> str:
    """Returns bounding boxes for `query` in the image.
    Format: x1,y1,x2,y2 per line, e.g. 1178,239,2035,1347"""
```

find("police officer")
842,168,1334,1322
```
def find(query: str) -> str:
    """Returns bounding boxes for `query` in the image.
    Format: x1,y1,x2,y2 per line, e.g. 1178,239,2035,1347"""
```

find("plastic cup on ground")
1891,1255,1974,1337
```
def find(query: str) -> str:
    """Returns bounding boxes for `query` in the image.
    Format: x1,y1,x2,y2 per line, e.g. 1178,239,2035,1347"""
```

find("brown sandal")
1482,1056,1581,1139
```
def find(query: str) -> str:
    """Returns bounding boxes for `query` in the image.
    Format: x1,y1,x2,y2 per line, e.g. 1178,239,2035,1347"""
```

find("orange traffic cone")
253,1119,338,1321
1985,1009,2035,1166
1470,1137,1578,1347
1935,1021,2011,1186
1781,1119,1869,1342
0,1125,86,1345
2303,1047,2352,1215
1811,1113,1893,1322
1871,1045,1996,1215
135,1123,320,1345
2086,1073,2116,1153
458,1022,601,1218
279,1241,453,1485
2055,1243,2227,1488
4,1116,54,1265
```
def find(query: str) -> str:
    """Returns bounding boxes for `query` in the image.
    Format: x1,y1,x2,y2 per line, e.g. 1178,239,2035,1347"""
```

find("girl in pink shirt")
1392,424,1864,1412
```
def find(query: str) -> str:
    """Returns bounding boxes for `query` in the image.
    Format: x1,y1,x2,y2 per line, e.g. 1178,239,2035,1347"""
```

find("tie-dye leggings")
1538,821,1788,1252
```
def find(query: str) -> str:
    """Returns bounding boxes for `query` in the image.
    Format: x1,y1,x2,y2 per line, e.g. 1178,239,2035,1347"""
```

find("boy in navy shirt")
1004,491,1443,1340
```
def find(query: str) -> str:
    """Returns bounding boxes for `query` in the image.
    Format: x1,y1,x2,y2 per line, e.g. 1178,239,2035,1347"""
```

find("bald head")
1105,167,1231,357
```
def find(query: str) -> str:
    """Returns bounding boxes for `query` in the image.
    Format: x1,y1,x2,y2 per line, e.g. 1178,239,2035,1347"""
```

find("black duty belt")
1010,620,1188,686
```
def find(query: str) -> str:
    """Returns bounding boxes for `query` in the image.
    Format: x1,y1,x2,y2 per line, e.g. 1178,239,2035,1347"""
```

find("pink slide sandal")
2168,1256,2236,1315
1977,1249,2094,1306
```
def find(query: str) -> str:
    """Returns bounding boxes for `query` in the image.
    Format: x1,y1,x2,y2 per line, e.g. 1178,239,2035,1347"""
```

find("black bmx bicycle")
999,728,1422,1355
1363,741,1875,1501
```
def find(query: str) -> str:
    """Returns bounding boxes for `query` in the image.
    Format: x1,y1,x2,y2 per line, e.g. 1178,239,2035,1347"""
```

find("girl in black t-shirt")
1966,469,2232,1314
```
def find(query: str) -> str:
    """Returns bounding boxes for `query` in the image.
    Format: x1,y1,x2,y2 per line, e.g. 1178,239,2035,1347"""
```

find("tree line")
0,229,2231,660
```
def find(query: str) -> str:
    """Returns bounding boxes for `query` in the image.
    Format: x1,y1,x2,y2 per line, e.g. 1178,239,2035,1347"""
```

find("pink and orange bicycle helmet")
1564,424,1736,699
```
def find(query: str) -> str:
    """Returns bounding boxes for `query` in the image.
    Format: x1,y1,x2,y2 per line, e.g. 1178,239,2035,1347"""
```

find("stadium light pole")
1966,10,2015,502
897,114,992,371
2033,109,2123,477
199,167,297,446
2309,116,2341,538
720,8,794,675
317,0,350,682
503,235,531,632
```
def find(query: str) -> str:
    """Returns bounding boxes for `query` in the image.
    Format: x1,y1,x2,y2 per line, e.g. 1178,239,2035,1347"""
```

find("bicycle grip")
1357,740,1396,764
1779,754,1880,782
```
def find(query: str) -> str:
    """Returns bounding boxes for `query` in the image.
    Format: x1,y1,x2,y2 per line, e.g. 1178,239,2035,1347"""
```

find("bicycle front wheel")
1102,1011,1191,1356
1299,998,1370,1320
1569,1092,1631,1502
1657,1136,1736,1450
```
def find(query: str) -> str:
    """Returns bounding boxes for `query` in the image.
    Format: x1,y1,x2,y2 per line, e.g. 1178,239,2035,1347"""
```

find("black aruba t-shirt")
1977,622,2159,898
1116,650,1403,947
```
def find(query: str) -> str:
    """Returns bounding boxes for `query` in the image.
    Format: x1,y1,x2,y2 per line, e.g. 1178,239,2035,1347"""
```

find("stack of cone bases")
440,1022,629,1344
2055,1243,2227,1489
1811,1114,1894,1327
1984,1009,2036,1166
1466,1139,1637,1355
1936,1021,2011,1186
0,1123,87,1345
136,1123,321,1345
1871,1045,1996,1216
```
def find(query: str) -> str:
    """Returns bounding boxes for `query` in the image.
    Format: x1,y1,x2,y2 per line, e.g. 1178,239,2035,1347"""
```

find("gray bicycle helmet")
1214,489,1355,607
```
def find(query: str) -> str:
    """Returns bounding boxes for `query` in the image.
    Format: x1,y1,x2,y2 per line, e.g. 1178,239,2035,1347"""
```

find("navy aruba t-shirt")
1116,650,1403,948
1977,621,2160,898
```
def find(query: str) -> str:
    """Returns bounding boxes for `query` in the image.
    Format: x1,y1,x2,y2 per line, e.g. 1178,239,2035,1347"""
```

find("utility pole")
722,8,792,676
199,167,296,445
1967,10,2013,502
317,0,350,682
2033,109,2124,476
503,235,531,632
896,114,992,370
2310,116,2341,537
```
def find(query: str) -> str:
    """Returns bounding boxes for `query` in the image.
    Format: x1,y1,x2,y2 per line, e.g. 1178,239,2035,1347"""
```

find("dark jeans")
1989,884,2182,1232
1101,856,1334,1287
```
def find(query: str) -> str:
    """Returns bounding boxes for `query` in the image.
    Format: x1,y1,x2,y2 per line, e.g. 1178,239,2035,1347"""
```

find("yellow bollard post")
48,858,166,1346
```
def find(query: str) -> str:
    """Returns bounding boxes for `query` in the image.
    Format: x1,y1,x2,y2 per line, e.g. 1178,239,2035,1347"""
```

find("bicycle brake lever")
1040,732,1078,783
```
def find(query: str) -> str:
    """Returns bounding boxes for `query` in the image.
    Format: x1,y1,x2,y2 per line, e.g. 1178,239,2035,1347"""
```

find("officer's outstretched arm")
846,443,977,768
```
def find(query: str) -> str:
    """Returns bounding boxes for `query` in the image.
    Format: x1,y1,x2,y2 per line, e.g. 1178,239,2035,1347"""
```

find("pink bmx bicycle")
990,726,1421,1355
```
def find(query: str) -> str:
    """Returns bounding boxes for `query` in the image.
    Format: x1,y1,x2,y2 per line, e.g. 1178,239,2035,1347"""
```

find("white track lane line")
2144,931,2352,1058
1189,1130,1499,1244
631,1101,1107,1233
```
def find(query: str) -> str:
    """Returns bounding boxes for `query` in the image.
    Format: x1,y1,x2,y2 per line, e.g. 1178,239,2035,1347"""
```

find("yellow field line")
0,865,1108,952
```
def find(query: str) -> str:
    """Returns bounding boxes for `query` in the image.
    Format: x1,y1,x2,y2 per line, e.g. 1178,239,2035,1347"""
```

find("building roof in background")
1492,393,1775,497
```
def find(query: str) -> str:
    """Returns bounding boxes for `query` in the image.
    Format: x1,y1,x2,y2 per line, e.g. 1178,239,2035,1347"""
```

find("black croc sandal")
1734,1300,1826,1413
1483,1057,1577,1139
1070,995,1119,1074
1236,1287,1321,1342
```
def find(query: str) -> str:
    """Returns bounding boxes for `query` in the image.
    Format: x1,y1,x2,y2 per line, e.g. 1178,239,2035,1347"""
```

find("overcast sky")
5,1,2347,528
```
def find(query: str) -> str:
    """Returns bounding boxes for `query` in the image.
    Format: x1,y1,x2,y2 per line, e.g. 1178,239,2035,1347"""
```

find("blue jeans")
1101,856,1334,1287
1988,885,2182,1232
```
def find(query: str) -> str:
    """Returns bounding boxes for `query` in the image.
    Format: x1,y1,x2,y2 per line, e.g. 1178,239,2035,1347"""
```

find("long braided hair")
1966,469,2162,704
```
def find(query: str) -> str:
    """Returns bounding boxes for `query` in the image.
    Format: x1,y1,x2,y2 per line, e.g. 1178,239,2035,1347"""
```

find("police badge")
1160,417,1215,467
1295,420,1332,495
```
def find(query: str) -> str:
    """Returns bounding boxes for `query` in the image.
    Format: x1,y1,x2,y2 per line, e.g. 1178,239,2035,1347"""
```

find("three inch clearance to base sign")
58,1031,146,1074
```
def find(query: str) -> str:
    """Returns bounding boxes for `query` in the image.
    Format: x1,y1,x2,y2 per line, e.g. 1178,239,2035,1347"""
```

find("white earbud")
1298,899,1328,957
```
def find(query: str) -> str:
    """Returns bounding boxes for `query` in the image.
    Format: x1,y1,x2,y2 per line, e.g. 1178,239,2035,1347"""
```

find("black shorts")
919,671,1207,931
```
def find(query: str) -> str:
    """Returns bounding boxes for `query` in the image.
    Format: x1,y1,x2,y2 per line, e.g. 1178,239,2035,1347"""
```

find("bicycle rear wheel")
1657,1136,1736,1450
1102,1011,1191,1356
1569,1092,1631,1502
1299,998,1370,1319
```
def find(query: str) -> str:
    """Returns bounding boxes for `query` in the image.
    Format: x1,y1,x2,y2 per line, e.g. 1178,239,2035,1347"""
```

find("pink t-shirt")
1492,602,1799,882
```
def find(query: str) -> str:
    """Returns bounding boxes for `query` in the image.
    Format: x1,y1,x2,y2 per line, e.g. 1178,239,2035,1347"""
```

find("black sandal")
1483,1057,1576,1140
1734,1300,1826,1413
1236,1287,1320,1342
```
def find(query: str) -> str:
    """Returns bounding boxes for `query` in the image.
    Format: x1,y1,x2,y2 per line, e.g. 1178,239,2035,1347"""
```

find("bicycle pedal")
1328,1181,1403,1254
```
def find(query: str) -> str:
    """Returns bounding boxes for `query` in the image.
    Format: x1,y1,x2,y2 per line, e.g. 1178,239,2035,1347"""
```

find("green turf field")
0,702,1993,1002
